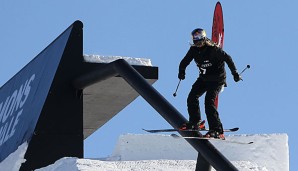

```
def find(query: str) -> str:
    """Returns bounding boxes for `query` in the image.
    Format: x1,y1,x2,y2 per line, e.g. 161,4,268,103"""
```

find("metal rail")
73,59,238,171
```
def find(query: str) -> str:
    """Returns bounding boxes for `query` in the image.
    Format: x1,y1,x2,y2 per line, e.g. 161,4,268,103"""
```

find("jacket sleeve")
179,47,195,71
218,48,238,74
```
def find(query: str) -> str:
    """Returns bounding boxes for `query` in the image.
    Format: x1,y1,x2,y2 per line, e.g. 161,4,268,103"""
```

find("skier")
178,28,241,139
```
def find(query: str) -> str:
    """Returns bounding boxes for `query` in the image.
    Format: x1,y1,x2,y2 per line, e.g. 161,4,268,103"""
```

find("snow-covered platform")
2,133,288,171
109,133,289,171
36,158,267,171
81,55,158,139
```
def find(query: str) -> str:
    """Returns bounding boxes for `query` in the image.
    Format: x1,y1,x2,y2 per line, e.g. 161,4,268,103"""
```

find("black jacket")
179,45,237,85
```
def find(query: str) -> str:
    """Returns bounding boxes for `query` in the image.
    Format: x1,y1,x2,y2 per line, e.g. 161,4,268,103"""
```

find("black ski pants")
187,77,223,133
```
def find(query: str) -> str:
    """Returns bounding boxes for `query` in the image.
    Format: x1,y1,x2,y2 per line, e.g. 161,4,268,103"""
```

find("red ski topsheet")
212,2,224,49
212,2,224,108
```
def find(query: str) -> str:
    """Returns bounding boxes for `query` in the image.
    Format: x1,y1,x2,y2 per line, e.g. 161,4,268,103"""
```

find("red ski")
212,2,224,109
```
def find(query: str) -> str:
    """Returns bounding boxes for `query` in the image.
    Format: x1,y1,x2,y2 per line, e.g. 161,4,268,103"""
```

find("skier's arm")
218,49,237,74
178,47,195,80
218,48,241,82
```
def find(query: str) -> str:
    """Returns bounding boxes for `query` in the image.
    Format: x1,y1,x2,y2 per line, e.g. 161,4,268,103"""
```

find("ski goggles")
192,33,205,40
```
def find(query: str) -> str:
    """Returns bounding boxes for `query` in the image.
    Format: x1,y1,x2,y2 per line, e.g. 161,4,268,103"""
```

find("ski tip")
142,128,153,133
231,127,239,131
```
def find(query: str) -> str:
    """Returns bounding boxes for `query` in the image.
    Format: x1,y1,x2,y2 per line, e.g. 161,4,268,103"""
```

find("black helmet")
191,28,207,47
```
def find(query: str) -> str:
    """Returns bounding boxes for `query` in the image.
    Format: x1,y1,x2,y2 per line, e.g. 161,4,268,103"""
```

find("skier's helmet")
191,28,207,47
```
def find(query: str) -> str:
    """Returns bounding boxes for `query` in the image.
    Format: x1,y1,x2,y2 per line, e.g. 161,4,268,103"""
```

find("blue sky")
0,1,296,170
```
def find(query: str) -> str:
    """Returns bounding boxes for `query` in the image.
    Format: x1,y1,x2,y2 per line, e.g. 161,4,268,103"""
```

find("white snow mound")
36,133,288,171
0,142,28,171
36,158,269,171
109,133,288,171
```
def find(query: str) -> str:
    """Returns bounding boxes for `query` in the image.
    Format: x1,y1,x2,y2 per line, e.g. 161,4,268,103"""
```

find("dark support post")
73,59,238,171
196,153,212,171
19,21,84,171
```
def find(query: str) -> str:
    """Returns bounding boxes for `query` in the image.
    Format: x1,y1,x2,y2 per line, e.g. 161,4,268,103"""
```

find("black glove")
178,70,185,80
232,71,241,82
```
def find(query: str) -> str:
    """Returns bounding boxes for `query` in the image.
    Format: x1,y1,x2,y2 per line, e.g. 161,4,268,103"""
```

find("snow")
36,158,197,171
0,142,28,171
35,158,271,171
83,54,153,66
108,133,288,171
1,133,288,171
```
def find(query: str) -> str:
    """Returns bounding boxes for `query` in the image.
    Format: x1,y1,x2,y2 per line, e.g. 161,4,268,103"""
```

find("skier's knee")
205,99,215,107
187,96,198,104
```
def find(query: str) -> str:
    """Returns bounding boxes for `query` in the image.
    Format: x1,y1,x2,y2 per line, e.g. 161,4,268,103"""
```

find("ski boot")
179,122,193,130
204,130,225,140
194,120,206,130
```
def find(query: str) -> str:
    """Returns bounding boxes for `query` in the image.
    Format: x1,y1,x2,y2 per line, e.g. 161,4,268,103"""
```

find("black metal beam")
73,59,238,171
196,153,212,171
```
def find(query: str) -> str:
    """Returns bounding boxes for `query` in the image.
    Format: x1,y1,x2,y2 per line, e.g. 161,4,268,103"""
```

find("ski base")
170,134,253,144
142,127,239,133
